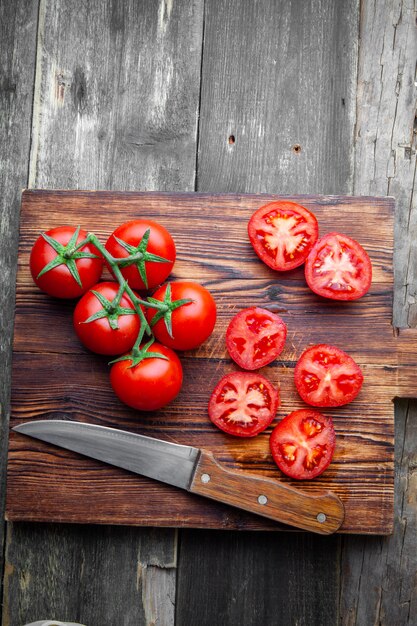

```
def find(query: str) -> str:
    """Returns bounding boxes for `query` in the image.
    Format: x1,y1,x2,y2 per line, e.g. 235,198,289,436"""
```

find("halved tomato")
248,201,319,271
305,232,372,300
226,307,287,370
294,344,363,407
270,409,336,480
208,371,279,437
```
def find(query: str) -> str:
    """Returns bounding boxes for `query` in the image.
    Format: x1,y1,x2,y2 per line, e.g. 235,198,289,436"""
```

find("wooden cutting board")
6,190,417,534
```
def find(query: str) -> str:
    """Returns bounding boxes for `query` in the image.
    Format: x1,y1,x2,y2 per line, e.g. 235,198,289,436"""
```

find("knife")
13,420,344,534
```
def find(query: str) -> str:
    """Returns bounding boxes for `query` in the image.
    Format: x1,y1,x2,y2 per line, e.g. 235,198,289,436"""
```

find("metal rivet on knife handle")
201,473,211,484
317,513,327,523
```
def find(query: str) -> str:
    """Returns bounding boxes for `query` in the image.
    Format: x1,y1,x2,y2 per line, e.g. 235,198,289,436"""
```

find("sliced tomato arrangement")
30,226,103,299
147,281,217,351
110,342,183,411
248,201,319,271
305,232,372,300
73,282,142,355
105,219,176,290
226,307,287,370
270,409,335,480
294,344,363,407
208,371,279,437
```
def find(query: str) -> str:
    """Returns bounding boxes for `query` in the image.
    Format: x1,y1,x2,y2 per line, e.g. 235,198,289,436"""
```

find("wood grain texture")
340,1,417,624
197,0,359,195
7,191,401,535
0,0,39,610
2,523,176,626
3,0,204,624
177,14,359,626
176,530,340,626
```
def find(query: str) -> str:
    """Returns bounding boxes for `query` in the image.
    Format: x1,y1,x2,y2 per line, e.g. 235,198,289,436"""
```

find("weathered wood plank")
3,524,176,626
176,530,339,626
177,0,360,623
3,0,204,624
196,0,359,196
340,0,417,624
0,0,39,612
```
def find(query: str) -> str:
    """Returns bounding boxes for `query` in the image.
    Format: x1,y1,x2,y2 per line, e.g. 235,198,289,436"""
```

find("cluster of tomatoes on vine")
30,219,217,411
30,200,372,482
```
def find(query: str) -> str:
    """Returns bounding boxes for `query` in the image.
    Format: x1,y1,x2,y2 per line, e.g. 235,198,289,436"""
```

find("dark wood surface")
7,190,405,535
1,0,416,624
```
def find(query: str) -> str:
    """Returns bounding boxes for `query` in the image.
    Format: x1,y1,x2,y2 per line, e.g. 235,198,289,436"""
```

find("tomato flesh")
208,371,279,437
305,232,372,300
248,201,319,271
294,344,363,407
270,409,335,479
226,307,287,370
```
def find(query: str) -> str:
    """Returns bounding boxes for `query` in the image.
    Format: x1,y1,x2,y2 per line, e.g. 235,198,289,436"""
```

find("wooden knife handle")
190,451,344,534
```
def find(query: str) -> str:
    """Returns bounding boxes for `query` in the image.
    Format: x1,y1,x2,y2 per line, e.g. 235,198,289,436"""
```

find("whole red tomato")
110,341,183,411
147,281,217,351
30,226,103,299
105,220,176,290
73,282,142,355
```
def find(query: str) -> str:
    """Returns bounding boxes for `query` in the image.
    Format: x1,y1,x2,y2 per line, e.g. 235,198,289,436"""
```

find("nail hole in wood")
292,144,302,154
228,135,235,145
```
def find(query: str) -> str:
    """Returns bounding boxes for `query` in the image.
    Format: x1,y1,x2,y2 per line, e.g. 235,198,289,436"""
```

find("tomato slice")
270,409,336,480
305,232,372,300
248,201,319,271
226,307,287,370
208,371,279,437
294,344,363,407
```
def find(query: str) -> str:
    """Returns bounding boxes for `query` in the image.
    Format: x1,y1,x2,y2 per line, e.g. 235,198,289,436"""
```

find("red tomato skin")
147,282,217,351
294,344,364,407
248,201,319,271
110,343,183,411
305,232,372,301
226,307,287,370
30,226,103,299
105,220,176,290
208,371,279,438
270,409,336,480
73,282,142,355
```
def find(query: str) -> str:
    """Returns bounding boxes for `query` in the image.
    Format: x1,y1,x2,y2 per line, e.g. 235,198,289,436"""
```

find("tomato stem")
86,233,155,341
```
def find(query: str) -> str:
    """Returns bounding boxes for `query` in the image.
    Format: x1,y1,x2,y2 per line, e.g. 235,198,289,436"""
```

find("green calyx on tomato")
109,337,168,368
82,281,137,331
112,228,171,289
147,283,192,338
36,225,100,288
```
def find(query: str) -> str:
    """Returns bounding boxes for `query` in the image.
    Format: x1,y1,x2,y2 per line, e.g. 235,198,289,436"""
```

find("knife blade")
13,420,344,534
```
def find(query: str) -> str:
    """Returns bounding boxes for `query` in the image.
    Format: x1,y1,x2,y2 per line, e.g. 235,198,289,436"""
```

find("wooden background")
1,0,416,624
